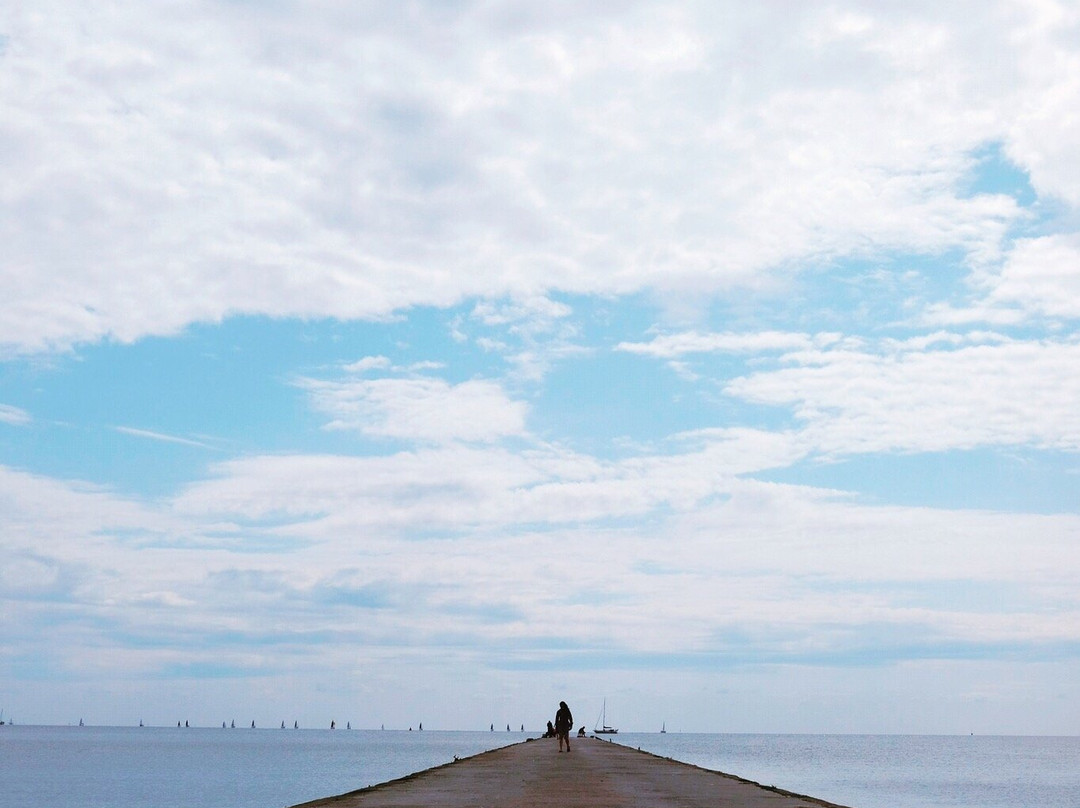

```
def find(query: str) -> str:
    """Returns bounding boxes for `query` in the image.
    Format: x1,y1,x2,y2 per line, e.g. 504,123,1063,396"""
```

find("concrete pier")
292,736,851,808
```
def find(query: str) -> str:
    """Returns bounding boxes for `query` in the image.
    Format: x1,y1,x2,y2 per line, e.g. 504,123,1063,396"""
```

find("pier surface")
293,736,851,808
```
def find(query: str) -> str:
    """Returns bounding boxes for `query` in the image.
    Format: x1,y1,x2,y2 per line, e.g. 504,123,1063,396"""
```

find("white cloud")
170,429,803,532
342,355,392,373
617,330,820,357
726,335,1080,454
5,440,1077,675
5,405,1080,730
4,0,1080,734
470,296,572,329
1000,0,1080,206
300,375,528,443
0,0,1066,353
0,403,31,425
986,234,1080,318
926,233,1080,325
114,426,215,449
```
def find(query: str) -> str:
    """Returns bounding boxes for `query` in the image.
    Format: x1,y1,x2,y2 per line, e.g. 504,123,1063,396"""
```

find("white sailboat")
594,699,618,735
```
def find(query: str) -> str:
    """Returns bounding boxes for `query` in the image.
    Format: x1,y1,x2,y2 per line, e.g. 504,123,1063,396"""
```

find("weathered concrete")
291,736,851,808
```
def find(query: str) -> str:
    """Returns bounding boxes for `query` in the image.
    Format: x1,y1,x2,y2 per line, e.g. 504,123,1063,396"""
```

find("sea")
1,725,1078,808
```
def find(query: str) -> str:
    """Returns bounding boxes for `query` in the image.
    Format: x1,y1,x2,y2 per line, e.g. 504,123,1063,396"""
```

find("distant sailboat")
594,700,617,735
281,721,286,729
294,721,299,729
79,718,84,727
231,720,235,728
660,722,666,734
346,722,350,730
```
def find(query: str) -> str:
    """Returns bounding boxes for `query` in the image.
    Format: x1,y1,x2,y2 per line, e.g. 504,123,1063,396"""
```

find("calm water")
618,732,1080,808
2,725,1078,808
0,726,518,808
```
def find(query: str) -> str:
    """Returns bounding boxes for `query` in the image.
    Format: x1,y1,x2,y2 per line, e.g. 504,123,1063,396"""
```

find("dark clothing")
554,705,573,734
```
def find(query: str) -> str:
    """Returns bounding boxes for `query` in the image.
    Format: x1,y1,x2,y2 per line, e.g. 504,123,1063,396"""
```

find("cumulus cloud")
171,428,802,532
461,296,588,381
926,233,1080,325
4,0,1080,733
5,442,1079,694
726,334,1080,455
299,375,528,443
0,0,1065,353
986,234,1080,318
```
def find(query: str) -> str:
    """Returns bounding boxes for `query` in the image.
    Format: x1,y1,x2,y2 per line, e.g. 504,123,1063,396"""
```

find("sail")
594,699,618,734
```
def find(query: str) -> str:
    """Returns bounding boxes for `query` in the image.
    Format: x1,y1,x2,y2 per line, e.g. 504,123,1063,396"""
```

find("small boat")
79,718,84,727
594,700,617,735
660,722,666,733
281,721,286,729
294,721,298,729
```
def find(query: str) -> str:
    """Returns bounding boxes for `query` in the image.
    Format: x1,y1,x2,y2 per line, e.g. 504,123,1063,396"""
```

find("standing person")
554,701,573,752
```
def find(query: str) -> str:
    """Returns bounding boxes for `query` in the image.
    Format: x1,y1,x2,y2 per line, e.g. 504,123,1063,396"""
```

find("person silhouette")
554,701,573,752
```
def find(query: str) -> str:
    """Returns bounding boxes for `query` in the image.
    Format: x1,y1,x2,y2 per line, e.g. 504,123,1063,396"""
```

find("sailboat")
594,700,618,735
660,722,666,734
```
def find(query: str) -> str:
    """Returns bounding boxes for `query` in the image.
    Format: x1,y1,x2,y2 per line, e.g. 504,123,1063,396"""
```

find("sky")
2,0,1080,735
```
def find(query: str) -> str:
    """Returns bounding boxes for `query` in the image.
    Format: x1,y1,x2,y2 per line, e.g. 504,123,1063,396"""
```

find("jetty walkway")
293,736,851,808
